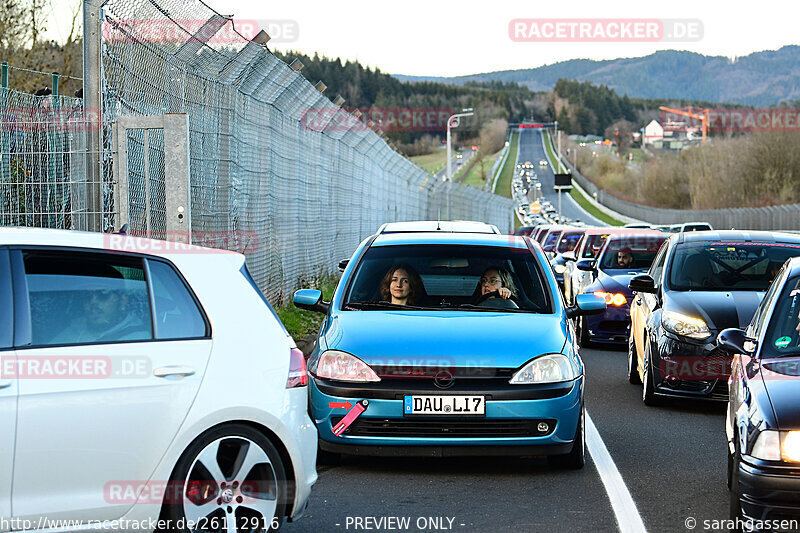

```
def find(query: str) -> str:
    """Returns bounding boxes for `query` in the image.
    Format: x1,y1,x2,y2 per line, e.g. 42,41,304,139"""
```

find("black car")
627,230,800,405
720,256,800,526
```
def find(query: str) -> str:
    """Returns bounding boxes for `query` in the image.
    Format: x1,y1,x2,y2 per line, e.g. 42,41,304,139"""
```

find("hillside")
394,47,800,107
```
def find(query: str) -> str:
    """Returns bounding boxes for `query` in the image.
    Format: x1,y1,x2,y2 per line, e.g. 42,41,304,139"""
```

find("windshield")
557,232,583,253
598,235,665,271
669,242,800,291
762,276,800,358
542,231,563,251
581,234,608,258
343,244,552,313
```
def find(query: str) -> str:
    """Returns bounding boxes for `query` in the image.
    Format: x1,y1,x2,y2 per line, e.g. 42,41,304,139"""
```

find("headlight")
782,431,800,462
509,354,578,384
553,264,567,274
751,430,781,461
662,310,711,340
594,291,627,306
315,350,380,383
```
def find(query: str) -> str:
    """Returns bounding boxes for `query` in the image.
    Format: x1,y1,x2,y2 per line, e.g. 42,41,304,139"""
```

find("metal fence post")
1,62,8,184
83,0,103,232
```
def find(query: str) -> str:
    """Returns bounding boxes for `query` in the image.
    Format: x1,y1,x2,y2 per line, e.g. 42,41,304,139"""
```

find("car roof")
377,220,501,235
676,230,800,245
372,232,528,248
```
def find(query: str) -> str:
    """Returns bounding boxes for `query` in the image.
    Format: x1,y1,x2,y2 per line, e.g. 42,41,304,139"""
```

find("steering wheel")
475,290,519,309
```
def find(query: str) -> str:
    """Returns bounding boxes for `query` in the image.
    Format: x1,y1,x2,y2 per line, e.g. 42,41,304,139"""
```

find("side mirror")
293,289,330,314
576,259,595,272
338,259,349,272
629,274,657,294
567,293,606,319
717,328,757,355
562,251,576,262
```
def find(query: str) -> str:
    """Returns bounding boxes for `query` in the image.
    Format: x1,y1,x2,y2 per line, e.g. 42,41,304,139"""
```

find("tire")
577,316,594,349
729,450,746,532
162,424,287,532
642,339,661,406
548,408,585,470
628,333,641,384
316,446,341,466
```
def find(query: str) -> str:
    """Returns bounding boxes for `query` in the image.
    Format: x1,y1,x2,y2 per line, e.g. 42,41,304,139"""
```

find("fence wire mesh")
0,89,99,230
99,0,514,303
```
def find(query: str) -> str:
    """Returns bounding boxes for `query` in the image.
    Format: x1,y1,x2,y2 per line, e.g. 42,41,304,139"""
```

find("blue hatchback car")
294,223,605,467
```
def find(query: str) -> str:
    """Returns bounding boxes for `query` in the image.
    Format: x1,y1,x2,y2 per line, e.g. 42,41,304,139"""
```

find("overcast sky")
49,0,798,77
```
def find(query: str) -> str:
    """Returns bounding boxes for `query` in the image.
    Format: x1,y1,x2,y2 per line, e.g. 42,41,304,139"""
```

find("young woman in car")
379,263,425,305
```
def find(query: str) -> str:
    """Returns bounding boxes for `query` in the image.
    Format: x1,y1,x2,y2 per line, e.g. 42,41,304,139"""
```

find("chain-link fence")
99,0,513,303
0,87,98,230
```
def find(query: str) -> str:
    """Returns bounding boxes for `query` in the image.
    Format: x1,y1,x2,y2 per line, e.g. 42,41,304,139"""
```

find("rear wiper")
344,301,429,311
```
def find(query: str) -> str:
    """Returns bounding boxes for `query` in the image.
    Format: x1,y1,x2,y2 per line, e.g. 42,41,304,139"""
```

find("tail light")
286,348,308,388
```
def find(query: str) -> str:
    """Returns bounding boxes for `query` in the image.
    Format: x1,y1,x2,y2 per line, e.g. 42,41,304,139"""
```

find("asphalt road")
517,128,606,227
283,345,729,533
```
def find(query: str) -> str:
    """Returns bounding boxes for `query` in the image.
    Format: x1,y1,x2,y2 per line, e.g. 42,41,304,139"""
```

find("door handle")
153,366,196,379
0,381,12,390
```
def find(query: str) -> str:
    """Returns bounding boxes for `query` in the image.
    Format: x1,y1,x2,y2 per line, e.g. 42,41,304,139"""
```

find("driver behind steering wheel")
476,266,518,303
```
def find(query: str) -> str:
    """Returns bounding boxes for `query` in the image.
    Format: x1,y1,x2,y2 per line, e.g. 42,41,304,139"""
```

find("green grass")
542,130,567,173
410,148,447,174
275,275,339,341
461,149,502,188
494,132,518,199
569,186,625,226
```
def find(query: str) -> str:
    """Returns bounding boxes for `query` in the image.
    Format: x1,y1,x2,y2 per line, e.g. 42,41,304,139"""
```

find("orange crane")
658,106,710,145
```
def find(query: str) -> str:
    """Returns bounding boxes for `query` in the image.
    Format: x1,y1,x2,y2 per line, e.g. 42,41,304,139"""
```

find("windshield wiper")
344,301,429,311
455,304,534,313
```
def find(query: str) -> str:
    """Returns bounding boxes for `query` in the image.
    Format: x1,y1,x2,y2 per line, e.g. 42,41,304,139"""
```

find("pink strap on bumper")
332,399,368,436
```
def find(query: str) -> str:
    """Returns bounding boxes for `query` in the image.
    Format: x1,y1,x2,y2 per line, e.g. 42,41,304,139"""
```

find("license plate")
403,395,485,416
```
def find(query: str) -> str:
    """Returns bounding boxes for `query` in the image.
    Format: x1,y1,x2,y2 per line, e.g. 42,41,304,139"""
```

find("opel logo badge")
433,370,455,389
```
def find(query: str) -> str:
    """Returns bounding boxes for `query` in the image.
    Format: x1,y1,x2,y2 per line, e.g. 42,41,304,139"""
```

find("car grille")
598,320,629,333
331,417,556,438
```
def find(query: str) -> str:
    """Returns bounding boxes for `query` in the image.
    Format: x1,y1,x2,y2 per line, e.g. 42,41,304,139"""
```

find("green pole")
51,72,59,96
1,62,8,188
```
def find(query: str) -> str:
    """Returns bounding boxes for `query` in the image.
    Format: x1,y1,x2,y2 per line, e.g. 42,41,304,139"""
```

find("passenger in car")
379,263,425,306
616,248,634,268
476,266,518,301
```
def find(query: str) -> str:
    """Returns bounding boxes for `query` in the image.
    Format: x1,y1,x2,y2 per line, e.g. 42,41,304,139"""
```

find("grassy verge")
494,132,518,199
410,148,447,174
461,149,503,188
275,275,339,341
542,130,567,173
569,186,625,226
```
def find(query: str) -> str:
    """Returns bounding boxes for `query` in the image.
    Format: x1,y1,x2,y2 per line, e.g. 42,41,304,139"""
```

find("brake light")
594,291,627,306
286,348,308,388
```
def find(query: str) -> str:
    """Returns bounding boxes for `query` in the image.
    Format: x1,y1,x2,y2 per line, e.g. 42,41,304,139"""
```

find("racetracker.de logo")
508,18,703,42
1,107,101,132
103,19,298,43
1,355,150,379
660,108,800,133
103,230,260,255
301,107,455,132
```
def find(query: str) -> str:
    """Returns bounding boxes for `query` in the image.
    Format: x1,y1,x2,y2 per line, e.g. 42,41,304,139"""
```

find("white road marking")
586,411,648,533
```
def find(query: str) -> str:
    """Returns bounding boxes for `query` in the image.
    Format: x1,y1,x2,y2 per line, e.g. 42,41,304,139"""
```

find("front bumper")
310,376,583,456
585,304,631,345
651,330,730,401
738,458,800,522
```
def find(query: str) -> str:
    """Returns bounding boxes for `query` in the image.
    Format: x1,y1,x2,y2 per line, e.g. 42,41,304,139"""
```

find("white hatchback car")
0,228,316,531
